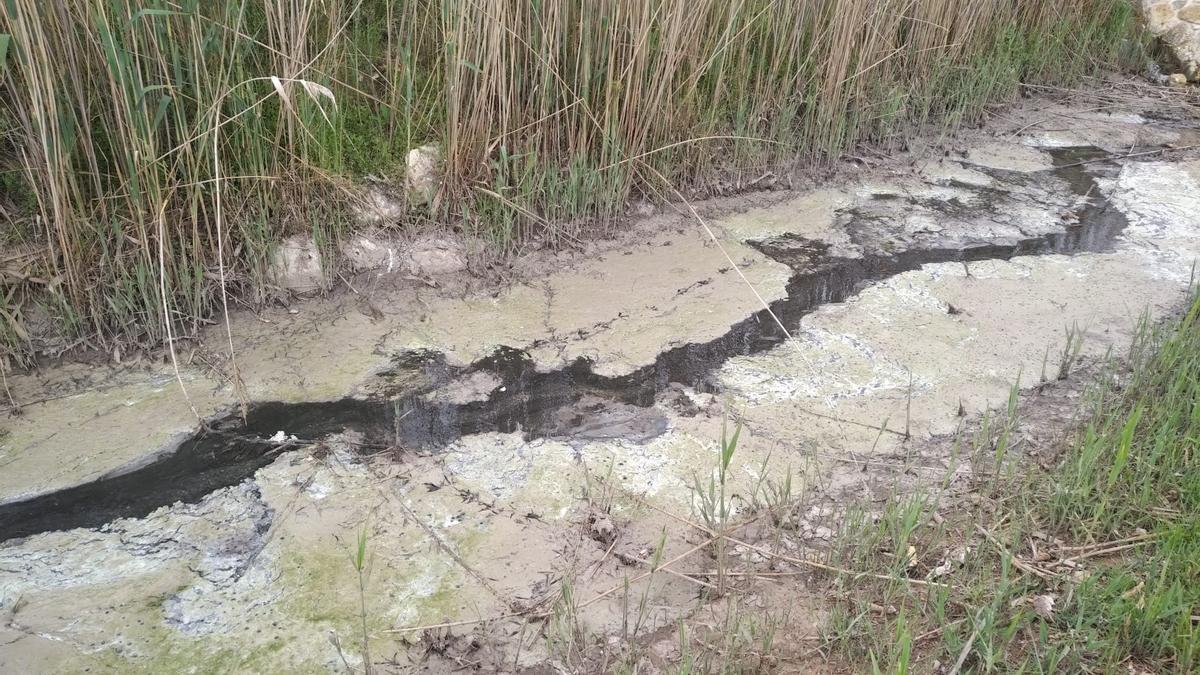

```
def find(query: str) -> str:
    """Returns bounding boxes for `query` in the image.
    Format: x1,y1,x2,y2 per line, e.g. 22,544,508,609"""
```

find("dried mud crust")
414,342,1149,675
394,360,1132,675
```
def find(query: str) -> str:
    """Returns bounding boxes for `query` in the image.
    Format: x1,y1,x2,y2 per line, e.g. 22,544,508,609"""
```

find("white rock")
406,144,441,206
341,233,398,273
406,235,467,276
1143,1,1200,79
353,185,405,224
271,234,326,293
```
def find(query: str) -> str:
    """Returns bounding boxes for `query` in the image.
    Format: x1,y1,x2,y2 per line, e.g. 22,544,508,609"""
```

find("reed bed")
0,0,1144,363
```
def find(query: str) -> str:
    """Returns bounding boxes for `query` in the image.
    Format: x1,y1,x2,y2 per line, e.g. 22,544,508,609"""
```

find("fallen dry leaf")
926,545,970,580
1031,594,1057,621
1120,580,1145,600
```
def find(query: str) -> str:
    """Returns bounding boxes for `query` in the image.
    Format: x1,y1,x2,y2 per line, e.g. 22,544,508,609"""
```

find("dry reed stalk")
0,0,1139,361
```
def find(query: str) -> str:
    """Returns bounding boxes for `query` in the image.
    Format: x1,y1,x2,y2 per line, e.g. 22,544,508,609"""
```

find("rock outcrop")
1144,0,1200,80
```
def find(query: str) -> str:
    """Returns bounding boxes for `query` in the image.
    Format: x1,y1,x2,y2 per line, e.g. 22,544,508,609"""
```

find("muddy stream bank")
0,149,1128,542
2,95,1200,673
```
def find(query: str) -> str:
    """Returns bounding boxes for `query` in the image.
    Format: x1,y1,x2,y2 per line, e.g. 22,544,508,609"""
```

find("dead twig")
574,533,720,612
616,552,719,591
947,610,984,675
392,497,517,611
1054,531,1158,552
383,612,528,635
976,525,1052,580
1041,145,1199,171
1062,539,1154,564
628,487,949,589
385,525,731,635
0,358,16,412
640,163,813,373
915,617,967,644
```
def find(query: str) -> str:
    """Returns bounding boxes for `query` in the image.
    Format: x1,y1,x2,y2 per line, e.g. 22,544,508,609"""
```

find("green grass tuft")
831,294,1200,673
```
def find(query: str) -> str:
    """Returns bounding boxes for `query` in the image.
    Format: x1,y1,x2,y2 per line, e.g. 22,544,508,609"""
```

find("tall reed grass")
0,0,1144,363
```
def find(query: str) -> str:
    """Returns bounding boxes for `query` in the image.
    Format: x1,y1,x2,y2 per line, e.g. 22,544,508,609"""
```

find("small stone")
589,515,616,545
1148,3,1176,27
271,234,326,293
353,185,404,225
1031,594,1056,621
341,233,397,273
405,236,467,276
1168,72,1189,86
632,201,656,218
405,144,441,207
1142,2,1200,81
806,505,833,519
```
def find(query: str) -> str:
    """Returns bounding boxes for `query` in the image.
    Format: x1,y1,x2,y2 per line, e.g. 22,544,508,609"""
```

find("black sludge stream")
0,147,1130,542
